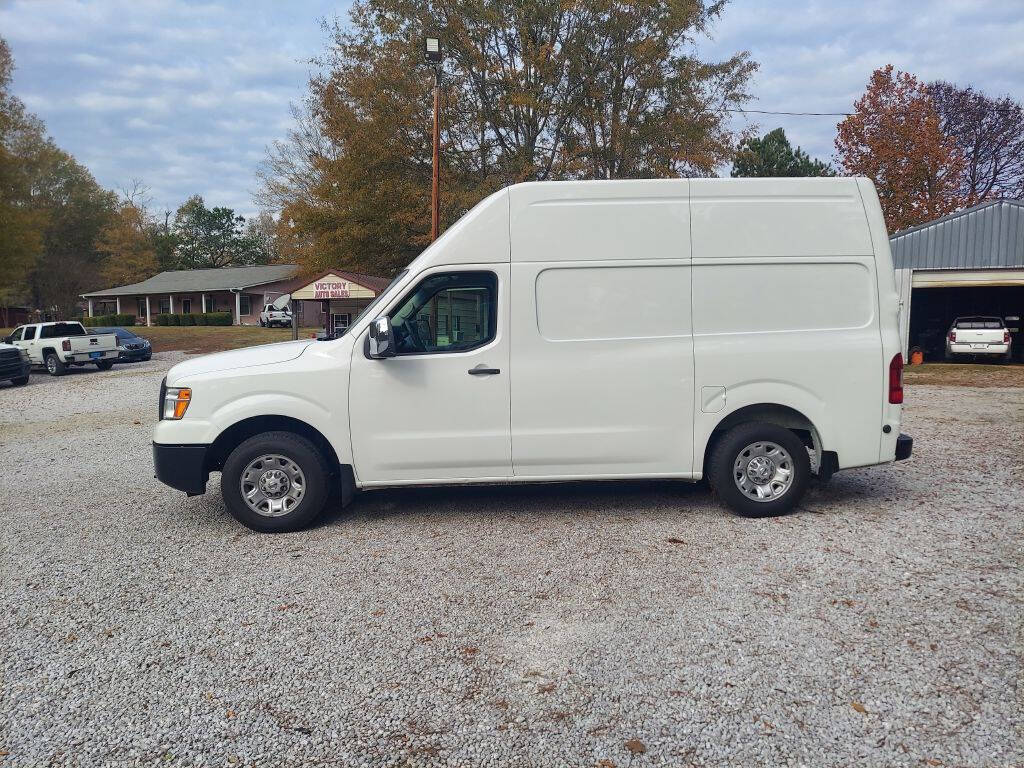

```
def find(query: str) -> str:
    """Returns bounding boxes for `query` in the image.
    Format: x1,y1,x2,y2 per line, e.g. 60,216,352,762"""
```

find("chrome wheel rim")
47,356,56,373
733,441,794,502
240,454,306,517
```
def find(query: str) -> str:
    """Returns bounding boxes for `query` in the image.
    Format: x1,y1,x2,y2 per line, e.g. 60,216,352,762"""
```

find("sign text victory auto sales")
313,281,351,299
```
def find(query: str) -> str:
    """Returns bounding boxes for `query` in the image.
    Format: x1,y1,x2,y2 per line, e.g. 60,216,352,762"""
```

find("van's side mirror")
367,316,395,359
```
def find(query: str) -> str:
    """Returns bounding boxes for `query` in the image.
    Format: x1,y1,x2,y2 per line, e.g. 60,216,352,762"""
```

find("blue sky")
1,0,1021,218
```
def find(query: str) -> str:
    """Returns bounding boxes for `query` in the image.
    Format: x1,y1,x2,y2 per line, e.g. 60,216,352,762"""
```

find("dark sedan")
92,327,153,362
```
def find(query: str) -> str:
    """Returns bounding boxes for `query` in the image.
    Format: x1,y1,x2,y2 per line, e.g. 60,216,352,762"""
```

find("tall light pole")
424,36,442,242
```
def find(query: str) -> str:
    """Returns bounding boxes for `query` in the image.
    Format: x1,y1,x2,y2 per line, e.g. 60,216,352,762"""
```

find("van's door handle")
468,365,500,375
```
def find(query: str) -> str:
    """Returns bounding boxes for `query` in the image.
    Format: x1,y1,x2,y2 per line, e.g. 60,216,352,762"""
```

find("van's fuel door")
701,386,726,413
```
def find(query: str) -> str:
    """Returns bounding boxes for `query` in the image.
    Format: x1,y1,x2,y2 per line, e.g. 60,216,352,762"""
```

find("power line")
723,108,852,116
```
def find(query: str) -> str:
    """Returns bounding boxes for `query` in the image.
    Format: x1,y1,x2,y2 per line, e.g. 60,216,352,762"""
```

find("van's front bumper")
153,442,209,496
895,433,913,461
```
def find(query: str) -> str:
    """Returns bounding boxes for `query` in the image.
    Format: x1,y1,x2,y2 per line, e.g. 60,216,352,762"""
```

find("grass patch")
141,326,301,354
905,362,1024,388
1,325,304,355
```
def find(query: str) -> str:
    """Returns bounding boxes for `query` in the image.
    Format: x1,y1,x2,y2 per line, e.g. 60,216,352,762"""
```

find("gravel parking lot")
2,354,1021,767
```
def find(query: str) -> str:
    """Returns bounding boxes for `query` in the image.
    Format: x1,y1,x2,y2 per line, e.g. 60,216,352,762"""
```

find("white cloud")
1,0,1020,215
0,0,342,215
700,0,1024,167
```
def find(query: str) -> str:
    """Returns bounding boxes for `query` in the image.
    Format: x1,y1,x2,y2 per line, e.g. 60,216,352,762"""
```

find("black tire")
11,375,29,386
221,431,331,533
259,318,266,327
45,353,66,376
708,422,810,518
96,360,114,370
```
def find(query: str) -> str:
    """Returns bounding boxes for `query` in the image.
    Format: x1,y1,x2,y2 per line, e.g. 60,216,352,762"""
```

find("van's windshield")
346,269,409,333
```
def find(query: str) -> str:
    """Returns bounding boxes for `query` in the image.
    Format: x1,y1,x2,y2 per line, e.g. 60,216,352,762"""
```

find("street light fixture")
424,35,442,241
424,36,441,64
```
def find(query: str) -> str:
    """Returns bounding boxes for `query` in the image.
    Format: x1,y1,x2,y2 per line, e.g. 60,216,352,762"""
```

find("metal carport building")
891,199,1024,361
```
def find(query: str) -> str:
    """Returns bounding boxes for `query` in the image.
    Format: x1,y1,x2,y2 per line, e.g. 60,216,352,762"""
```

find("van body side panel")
509,180,690,263
689,178,883,471
857,178,903,463
508,181,695,478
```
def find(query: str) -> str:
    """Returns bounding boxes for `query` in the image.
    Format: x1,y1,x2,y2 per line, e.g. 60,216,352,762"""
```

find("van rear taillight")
948,330,957,343
888,353,904,404
1004,330,1011,344
61,339,71,352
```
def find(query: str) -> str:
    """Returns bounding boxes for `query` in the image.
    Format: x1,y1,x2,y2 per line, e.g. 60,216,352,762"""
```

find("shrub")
82,314,112,326
115,313,137,326
205,311,232,326
154,313,169,326
195,313,208,326
168,314,181,326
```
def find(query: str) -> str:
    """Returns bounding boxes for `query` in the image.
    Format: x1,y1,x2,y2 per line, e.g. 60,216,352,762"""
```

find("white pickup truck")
945,316,1012,362
5,321,119,376
259,302,292,328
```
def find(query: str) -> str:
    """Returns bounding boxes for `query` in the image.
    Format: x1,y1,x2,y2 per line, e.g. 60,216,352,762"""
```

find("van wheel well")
206,415,342,476
705,404,835,477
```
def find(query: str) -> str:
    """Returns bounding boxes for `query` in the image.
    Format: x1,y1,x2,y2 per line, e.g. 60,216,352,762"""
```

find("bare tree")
927,81,1024,204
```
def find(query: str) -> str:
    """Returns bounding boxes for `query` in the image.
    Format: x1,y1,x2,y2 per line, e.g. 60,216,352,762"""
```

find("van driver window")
389,271,497,355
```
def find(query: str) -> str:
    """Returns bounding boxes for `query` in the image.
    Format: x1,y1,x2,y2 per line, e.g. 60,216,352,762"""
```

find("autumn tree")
260,0,756,276
927,81,1024,204
732,127,834,177
1,36,118,316
836,65,965,232
97,195,158,287
0,38,44,309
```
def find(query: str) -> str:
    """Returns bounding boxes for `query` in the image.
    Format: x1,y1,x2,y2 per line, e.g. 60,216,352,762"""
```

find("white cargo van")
153,178,912,532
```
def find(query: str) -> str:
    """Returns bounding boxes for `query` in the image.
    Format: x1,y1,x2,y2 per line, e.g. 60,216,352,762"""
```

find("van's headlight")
163,387,192,420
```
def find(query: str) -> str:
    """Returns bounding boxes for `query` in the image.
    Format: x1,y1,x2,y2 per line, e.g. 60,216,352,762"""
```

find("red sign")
313,281,350,300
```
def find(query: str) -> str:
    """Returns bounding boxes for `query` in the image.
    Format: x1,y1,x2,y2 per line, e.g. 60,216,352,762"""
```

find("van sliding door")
507,181,695,478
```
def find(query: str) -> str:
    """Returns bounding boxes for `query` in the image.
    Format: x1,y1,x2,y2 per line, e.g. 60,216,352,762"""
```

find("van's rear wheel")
708,422,810,518
221,431,330,532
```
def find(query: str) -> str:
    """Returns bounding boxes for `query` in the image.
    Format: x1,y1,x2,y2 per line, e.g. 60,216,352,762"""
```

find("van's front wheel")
708,423,810,518
221,431,330,532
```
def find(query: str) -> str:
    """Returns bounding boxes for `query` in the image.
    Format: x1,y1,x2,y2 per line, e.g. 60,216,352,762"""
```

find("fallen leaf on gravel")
132,419,141,425
460,646,479,657
226,709,235,718
925,760,942,766
537,682,556,693
850,702,867,714
597,760,616,768
666,537,686,544
624,739,646,754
